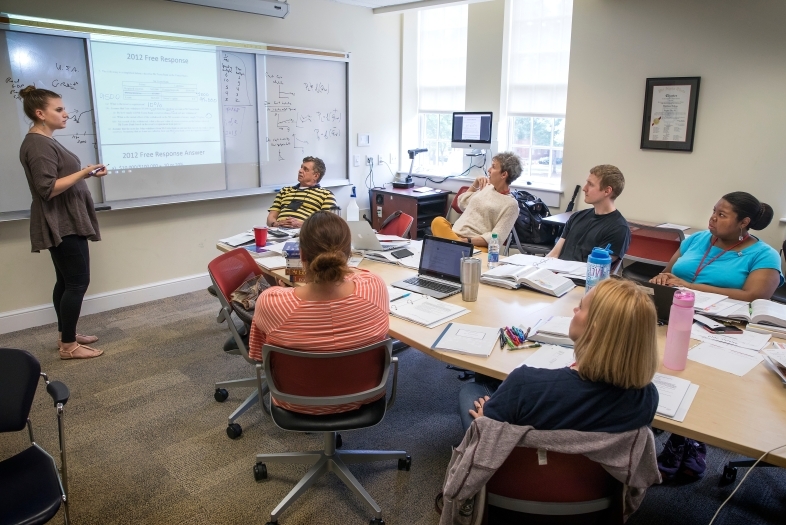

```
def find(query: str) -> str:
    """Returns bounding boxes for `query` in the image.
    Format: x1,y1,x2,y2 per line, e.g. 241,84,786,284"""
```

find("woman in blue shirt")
651,192,783,301
651,192,782,480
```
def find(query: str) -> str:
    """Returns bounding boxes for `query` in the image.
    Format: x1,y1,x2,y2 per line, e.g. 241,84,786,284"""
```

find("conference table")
216,242,786,469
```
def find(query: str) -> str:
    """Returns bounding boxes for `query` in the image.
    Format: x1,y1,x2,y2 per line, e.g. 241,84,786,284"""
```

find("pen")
391,293,411,303
509,343,542,351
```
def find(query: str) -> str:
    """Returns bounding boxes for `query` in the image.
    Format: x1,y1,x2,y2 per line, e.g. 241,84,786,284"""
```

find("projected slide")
91,41,222,168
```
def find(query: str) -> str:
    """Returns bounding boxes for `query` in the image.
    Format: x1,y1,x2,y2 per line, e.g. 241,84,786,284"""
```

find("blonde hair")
573,279,658,389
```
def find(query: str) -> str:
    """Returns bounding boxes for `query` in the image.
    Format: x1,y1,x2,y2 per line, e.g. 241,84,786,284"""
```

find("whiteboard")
221,50,259,190
0,18,350,218
0,30,99,213
257,54,348,187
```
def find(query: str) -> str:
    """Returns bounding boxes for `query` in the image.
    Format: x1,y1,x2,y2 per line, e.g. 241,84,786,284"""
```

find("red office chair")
379,211,414,239
208,248,270,439
622,222,684,283
255,339,410,524
450,186,471,215
484,447,624,525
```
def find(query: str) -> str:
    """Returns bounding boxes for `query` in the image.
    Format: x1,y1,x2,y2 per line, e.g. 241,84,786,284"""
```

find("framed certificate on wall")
641,77,701,152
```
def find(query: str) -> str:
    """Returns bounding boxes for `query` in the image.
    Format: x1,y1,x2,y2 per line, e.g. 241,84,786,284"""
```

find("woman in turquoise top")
651,191,782,302
651,191,782,481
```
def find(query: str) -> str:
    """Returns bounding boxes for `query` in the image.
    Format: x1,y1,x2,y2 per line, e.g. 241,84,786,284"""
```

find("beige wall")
562,0,786,249
0,0,401,315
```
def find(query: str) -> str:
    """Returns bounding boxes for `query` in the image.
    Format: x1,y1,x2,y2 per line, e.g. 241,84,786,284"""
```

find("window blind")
418,5,468,112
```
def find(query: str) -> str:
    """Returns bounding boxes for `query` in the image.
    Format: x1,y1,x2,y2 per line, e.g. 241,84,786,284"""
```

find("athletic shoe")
681,439,707,479
657,434,687,480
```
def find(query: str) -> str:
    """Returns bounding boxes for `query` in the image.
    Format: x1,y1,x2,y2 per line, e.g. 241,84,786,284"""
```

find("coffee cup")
254,226,268,247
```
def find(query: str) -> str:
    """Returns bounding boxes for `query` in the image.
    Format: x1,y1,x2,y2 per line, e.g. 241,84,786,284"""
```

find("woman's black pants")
48,235,90,344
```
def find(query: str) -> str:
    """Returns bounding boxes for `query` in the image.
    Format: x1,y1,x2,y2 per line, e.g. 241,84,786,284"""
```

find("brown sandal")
57,334,99,349
59,343,104,360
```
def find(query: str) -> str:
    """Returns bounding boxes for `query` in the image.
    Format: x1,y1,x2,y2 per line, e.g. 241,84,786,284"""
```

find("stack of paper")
689,323,771,351
388,292,468,328
529,317,573,347
652,373,698,421
762,345,786,384
257,256,287,271
431,323,499,357
688,289,728,311
220,230,254,247
687,342,763,376
518,345,575,370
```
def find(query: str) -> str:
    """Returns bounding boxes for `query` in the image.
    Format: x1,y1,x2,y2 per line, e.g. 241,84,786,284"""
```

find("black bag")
512,190,558,245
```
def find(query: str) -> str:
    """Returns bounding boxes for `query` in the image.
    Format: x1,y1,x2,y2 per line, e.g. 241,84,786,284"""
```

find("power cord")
378,159,396,178
409,152,488,185
364,160,378,190
707,442,786,525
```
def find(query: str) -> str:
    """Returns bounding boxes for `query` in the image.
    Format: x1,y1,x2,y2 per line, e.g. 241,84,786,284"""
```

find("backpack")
511,190,558,245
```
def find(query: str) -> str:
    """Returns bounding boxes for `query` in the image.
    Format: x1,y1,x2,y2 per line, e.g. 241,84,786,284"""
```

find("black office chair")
0,348,71,525
255,339,410,525
770,240,786,304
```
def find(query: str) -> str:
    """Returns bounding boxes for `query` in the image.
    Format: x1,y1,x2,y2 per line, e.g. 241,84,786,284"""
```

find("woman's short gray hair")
493,152,522,185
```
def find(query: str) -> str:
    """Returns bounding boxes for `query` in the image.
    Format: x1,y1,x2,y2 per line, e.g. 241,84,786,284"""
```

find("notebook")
391,235,473,299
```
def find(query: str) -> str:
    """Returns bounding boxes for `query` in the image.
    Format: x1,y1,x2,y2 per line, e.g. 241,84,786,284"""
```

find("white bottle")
487,233,500,269
346,186,360,221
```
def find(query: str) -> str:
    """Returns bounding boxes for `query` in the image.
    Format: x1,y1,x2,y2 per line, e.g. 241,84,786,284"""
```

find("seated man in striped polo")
266,156,337,228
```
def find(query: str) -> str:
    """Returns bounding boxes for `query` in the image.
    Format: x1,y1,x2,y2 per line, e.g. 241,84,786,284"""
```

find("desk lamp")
393,148,427,189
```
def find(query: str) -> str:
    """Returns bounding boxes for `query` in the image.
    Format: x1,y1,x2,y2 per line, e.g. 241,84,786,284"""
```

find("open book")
717,299,786,329
502,254,587,280
481,265,575,297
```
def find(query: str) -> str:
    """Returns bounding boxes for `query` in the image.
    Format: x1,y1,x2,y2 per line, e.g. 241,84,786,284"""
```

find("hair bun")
308,251,349,283
750,202,774,230
18,85,37,99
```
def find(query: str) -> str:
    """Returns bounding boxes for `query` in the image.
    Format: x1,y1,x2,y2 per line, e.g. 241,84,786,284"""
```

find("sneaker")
681,439,707,479
657,434,687,480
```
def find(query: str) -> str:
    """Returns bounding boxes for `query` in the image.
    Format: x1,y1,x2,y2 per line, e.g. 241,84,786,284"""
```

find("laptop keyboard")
403,276,460,294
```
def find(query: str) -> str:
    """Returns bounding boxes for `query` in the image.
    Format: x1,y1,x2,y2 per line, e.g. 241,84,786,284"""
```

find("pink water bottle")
663,290,695,371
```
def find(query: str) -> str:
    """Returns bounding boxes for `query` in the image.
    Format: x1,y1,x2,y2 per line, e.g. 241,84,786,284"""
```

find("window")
505,0,573,184
416,5,468,174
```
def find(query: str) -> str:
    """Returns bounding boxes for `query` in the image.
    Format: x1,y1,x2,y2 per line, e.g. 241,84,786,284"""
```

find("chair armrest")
46,380,70,407
386,356,399,410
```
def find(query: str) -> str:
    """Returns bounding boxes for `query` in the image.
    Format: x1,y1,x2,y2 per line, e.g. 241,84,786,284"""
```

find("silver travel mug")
460,257,481,302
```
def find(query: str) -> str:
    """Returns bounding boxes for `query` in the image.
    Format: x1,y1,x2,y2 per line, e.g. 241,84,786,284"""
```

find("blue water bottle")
585,245,612,295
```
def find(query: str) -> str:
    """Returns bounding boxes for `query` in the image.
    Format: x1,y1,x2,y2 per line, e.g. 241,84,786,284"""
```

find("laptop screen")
418,236,473,283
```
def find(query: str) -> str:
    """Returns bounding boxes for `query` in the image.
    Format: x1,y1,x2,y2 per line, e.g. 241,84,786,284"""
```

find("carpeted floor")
1,290,784,525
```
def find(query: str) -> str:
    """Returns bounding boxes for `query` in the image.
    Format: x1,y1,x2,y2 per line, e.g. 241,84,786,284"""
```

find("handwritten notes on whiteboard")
221,51,259,188
0,30,98,213
257,54,347,187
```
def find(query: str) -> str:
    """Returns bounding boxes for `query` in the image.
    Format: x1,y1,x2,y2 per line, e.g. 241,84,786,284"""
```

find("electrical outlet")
377,154,384,165
353,155,361,167
366,156,374,166
390,153,397,166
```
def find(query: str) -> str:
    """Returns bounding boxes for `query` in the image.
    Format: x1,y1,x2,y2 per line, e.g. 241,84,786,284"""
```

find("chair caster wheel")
254,462,267,481
398,455,412,471
336,433,343,448
214,388,229,402
369,519,385,525
226,423,242,439
719,465,737,486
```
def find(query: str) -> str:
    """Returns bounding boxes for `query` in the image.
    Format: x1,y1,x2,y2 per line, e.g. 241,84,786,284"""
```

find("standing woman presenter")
18,86,106,359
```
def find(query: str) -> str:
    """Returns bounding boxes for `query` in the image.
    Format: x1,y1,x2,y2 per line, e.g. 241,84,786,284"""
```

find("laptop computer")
348,221,410,251
391,235,474,299
636,281,677,323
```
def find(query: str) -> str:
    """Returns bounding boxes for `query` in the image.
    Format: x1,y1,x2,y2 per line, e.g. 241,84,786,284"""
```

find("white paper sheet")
700,298,748,317
389,294,469,328
536,316,572,337
686,289,728,310
220,230,254,247
688,342,763,376
652,373,692,418
690,323,771,351
657,223,691,231
763,348,786,369
519,345,575,370
660,384,700,423
431,323,499,356
257,256,287,270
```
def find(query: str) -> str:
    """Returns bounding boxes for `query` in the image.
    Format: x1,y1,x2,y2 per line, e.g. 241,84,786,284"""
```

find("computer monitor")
451,111,493,149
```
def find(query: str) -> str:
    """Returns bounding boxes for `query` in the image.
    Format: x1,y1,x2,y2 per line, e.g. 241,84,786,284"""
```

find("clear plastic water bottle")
585,246,612,295
346,186,360,222
487,233,500,269
663,290,696,371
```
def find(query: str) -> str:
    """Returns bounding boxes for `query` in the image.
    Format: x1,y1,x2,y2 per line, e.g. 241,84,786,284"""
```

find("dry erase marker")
87,164,109,176
509,343,541,351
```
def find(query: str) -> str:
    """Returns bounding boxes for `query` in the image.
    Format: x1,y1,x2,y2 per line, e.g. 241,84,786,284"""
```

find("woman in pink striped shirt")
249,211,390,415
